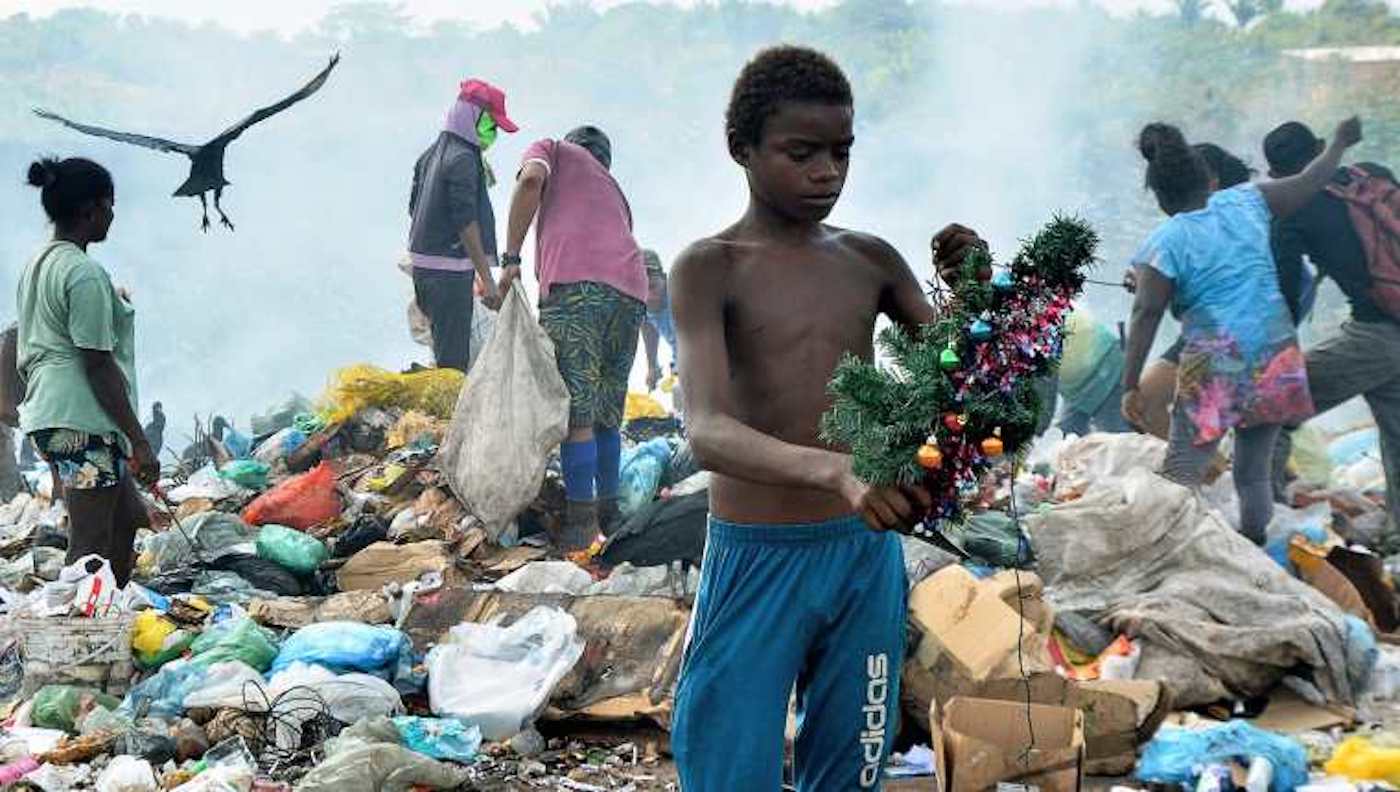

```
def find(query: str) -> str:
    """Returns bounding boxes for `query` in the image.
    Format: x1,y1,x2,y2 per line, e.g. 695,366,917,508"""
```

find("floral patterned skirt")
30,428,126,490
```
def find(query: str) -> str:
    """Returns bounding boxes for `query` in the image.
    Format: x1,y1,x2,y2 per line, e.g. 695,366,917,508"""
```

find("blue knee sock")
561,440,598,502
595,428,622,500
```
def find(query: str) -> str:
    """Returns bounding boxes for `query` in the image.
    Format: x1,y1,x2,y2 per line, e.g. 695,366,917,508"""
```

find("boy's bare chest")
724,255,882,356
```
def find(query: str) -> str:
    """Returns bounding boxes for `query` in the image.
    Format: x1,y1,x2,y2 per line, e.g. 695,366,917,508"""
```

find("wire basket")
16,615,136,697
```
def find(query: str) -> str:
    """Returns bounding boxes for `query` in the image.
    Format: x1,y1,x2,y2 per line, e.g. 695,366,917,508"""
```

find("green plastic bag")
218,460,271,491
189,618,279,672
31,685,120,732
255,525,329,575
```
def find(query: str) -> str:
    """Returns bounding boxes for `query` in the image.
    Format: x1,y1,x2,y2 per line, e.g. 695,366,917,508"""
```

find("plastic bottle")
1245,756,1273,792
1195,764,1234,792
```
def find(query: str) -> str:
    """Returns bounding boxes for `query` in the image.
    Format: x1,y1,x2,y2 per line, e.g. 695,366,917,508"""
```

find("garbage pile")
900,427,1400,791
3,353,1399,790
0,364,698,791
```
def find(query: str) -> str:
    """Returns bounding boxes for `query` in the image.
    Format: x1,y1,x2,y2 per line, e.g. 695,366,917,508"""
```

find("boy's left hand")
932,223,989,284
840,471,932,532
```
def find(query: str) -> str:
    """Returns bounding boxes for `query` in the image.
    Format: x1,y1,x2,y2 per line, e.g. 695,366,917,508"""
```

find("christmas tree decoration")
939,346,961,371
821,216,1097,540
982,436,1005,457
916,443,943,470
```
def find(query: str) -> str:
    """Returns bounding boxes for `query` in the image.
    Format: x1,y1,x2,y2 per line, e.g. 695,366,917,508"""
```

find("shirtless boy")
670,45,983,790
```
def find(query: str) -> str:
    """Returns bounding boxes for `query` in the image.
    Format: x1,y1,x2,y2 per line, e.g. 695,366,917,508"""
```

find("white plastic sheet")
438,283,568,540
426,605,584,740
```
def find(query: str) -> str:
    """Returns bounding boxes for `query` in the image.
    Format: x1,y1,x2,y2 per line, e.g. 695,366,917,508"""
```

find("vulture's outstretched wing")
32,109,197,155
213,54,340,145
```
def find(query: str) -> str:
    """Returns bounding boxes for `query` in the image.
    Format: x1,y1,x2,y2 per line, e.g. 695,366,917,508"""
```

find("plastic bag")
252,426,307,467
438,283,568,541
1329,427,1380,467
392,716,481,763
60,554,119,617
181,661,266,711
1326,735,1400,784
623,392,668,421
216,461,268,491
96,755,156,792
619,438,671,516
251,395,314,437
166,466,250,504
32,685,120,732
267,662,403,722
188,618,279,672
319,364,465,424
494,561,594,595
1290,425,1333,488
956,511,1034,568
426,606,584,740
145,512,257,572
269,622,413,680
221,428,252,460
1265,502,1333,574
131,610,195,669
1137,721,1307,792
241,462,341,530
112,728,177,764
254,525,328,575
118,661,208,721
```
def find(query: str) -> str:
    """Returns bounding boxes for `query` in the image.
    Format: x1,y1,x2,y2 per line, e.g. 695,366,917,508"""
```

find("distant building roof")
1282,46,1400,63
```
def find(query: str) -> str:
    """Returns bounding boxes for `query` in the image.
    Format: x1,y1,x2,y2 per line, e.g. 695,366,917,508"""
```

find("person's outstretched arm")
1120,265,1174,427
1259,117,1363,220
499,159,548,293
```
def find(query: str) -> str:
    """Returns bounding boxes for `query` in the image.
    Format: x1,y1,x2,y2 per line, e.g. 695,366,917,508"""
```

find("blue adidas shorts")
672,515,907,790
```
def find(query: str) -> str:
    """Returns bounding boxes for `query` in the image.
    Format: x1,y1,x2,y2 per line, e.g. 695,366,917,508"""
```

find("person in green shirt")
18,156,157,586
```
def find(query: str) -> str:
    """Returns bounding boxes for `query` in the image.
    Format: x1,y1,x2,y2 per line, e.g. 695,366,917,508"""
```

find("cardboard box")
931,697,1084,792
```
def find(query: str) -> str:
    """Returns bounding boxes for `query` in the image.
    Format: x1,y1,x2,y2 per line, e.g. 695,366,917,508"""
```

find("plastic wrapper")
425,606,584,740
31,685,120,733
241,462,341,530
95,755,155,792
1137,721,1307,792
188,618,279,672
166,466,250,504
216,461,268,491
391,716,480,763
319,364,465,424
254,525,328,575
269,622,413,683
618,438,672,517
131,610,194,670
1325,735,1400,785
494,561,593,595
112,727,176,764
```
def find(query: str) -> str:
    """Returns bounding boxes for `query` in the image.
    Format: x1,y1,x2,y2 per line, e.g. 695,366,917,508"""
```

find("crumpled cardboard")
336,540,462,591
931,697,1084,792
902,565,1168,775
248,590,393,629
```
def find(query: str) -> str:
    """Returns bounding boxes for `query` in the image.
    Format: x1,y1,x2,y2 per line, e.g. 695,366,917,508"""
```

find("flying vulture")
34,54,340,232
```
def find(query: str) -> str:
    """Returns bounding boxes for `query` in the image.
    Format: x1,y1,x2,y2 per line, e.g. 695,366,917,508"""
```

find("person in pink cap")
406,78,519,371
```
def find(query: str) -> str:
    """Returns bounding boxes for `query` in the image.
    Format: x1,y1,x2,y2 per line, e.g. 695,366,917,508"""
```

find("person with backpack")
17,157,158,586
1265,121,1400,534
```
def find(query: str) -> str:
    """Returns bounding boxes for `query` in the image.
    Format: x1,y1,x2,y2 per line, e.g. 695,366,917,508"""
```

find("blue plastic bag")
223,428,253,459
619,438,672,516
392,716,481,763
1136,721,1307,792
118,660,209,721
270,622,415,690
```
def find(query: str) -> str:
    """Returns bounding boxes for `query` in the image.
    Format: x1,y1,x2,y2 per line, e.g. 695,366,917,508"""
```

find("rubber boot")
598,497,622,537
557,499,600,552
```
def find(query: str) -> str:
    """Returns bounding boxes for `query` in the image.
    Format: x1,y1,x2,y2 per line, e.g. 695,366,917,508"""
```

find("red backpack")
1326,165,1400,322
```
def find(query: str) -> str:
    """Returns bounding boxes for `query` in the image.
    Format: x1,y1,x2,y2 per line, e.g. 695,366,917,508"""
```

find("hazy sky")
0,0,1359,34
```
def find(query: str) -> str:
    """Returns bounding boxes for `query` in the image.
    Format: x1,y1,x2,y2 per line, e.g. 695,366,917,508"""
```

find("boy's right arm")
672,242,929,530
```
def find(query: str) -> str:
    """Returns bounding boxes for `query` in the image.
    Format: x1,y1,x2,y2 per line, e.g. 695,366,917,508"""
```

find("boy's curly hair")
726,46,852,154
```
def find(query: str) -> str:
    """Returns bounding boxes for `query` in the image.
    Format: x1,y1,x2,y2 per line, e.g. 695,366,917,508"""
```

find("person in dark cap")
1265,120,1400,534
407,78,518,372
498,124,648,549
